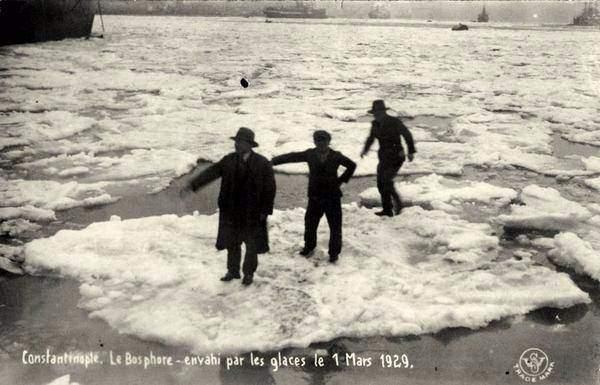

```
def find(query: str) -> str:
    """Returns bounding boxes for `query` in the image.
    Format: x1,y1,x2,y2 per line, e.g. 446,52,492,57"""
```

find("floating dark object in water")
240,78,249,88
265,19,272,23
451,23,469,31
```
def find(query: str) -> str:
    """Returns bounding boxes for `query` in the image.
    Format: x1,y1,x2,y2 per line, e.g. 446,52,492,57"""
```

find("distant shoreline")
98,0,593,24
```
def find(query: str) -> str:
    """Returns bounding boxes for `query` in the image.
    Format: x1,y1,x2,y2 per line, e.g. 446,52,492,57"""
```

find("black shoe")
329,255,338,263
242,275,253,286
375,210,393,217
220,272,241,282
393,205,403,215
299,248,314,258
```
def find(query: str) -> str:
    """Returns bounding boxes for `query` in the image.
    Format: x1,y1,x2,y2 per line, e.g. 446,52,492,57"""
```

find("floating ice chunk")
360,174,517,211
582,156,600,173
0,111,95,142
80,283,104,299
0,219,42,236
23,206,588,353
19,149,197,184
497,185,592,231
0,205,56,222
1,177,121,212
585,177,600,192
562,130,600,147
0,137,29,150
549,232,600,282
58,166,90,177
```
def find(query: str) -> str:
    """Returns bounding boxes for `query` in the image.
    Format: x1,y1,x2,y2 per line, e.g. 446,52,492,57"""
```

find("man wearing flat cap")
182,127,276,286
272,130,356,263
361,100,416,217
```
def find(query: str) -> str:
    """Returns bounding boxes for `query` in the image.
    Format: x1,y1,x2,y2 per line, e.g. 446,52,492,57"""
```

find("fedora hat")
367,99,389,114
230,127,259,147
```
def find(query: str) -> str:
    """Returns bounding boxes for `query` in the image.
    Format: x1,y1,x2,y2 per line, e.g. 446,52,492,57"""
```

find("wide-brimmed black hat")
230,127,259,147
367,99,390,114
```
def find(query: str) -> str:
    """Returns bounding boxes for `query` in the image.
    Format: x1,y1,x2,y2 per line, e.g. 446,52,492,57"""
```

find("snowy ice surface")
585,177,600,192
496,185,592,231
359,174,517,212
0,219,42,236
24,205,589,353
582,156,600,173
0,205,56,222
1,179,119,211
549,232,600,282
2,16,599,223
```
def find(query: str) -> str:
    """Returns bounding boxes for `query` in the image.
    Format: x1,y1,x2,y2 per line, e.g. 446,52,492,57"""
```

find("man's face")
314,137,330,152
373,110,386,122
235,139,252,154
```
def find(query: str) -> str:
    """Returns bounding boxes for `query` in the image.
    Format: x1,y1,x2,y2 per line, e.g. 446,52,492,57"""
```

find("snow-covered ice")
23,205,589,353
1,16,599,225
549,232,600,282
496,185,592,231
360,174,518,212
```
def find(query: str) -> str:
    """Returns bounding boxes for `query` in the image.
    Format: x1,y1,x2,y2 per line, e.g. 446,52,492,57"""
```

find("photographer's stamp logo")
513,348,554,382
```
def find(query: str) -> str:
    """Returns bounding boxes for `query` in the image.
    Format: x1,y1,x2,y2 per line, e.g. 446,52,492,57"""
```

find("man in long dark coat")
361,100,416,217
181,127,276,286
272,130,356,263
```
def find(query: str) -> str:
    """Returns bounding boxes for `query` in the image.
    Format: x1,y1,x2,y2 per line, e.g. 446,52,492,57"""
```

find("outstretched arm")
271,150,308,166
338,153,357,183
185,159,223,193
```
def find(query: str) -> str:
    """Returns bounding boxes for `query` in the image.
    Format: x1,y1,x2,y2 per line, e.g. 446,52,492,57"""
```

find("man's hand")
180,185,194,199
408,153,414,162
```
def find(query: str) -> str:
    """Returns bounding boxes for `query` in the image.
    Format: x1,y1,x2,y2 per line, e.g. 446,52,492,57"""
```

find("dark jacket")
272,148,356,199
188,151,276,253
363,115,416,163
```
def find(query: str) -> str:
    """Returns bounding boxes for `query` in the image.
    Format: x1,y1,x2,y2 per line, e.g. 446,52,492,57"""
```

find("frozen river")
1,15,600,385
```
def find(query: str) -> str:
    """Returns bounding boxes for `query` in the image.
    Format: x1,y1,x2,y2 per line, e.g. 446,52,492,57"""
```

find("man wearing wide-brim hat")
361,100,416,217
181,127,276,286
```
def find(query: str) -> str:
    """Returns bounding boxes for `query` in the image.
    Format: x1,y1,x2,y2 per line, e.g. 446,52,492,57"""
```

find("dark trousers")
304,197,342,257
227,231,258,277
377,157,404,213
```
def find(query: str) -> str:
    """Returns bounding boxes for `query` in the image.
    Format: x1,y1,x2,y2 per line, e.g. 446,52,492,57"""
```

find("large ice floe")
24,205,589,353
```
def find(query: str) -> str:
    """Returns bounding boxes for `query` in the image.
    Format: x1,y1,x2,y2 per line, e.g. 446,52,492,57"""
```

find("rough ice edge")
549,232,600,282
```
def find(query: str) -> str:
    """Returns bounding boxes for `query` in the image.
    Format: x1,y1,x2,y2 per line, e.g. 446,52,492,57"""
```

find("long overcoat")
188,151,276,253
